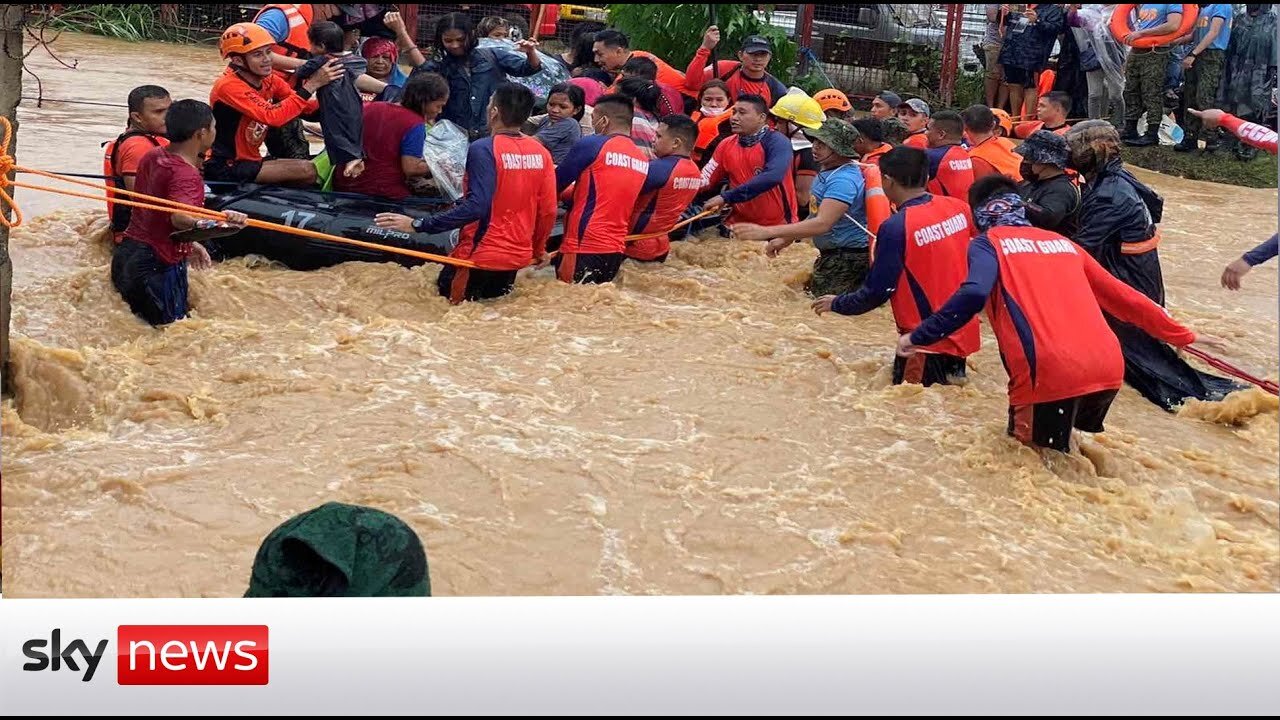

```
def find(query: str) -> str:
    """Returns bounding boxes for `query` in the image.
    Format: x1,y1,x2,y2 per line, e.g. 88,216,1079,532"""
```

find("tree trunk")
0,4,22,397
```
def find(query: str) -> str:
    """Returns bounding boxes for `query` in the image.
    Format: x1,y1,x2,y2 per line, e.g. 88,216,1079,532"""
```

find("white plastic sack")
421,119,468,201
478,37,570,105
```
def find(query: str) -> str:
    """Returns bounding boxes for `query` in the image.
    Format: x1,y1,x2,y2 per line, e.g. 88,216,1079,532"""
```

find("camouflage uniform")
1223,8,1278,159
1180,49,1226,144
245,502,431,597
1123,48,1168,139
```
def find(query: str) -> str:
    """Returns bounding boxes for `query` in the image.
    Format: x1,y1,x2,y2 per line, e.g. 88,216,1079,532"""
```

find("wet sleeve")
533,161,558,259
722,132,792,204
116,137,153,179
1242,234,1279,266
831,211,906,316
557,135,606,192
1025,182,1077,232
1082,249,1197,346
1221,114,1278,155
414,140,496,234
910,236,999,347
700,142,729,189
400,124,426,157
1072,192,1118,256
221,76,315,127
255,9,290,43
766,75,789,104
684,47,712,93
641,157,676,194
495,48,539,77
295,56,326,82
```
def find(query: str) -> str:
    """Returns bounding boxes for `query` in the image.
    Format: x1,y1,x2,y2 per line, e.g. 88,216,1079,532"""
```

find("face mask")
701,106,728,118
1020,162,1037,181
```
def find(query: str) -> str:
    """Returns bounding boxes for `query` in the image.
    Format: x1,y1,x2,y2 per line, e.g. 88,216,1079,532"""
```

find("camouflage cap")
245,502,431,598
804,117,861,157
1014,129,1071,168
881,115,910,145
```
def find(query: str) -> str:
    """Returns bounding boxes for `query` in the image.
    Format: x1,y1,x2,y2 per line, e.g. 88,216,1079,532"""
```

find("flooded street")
2,33,1277,598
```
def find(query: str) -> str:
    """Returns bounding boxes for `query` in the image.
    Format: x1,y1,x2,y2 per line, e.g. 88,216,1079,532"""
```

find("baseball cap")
902,98,932,117
877,91,903,109
741,35,773,54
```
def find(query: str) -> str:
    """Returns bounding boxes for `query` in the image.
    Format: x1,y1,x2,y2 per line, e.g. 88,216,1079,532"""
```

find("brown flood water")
2,34,1278,597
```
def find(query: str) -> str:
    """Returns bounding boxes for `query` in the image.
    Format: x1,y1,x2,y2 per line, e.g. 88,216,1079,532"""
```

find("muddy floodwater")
2,33,1277,597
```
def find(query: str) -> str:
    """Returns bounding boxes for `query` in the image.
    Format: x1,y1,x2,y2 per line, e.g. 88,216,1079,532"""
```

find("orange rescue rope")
0,117,476,268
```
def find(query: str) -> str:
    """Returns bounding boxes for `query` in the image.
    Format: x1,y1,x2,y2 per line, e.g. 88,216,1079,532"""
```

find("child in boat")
297,20,367,180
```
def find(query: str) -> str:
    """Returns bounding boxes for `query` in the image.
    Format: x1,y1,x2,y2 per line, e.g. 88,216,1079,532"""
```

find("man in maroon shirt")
112,100,246,326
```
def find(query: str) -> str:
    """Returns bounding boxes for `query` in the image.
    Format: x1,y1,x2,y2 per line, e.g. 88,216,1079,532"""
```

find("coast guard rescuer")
900,175,1204,452
207,23,343,186
626,115,705,263
810,146,981,387
375,83,557,303
554,95,651,284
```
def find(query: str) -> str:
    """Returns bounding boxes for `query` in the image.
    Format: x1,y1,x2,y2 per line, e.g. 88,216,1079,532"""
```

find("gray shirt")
534,116,582,165
984,4,1004,46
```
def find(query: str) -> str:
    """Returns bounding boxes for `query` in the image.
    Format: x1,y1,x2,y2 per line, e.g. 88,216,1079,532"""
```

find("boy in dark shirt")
297,20,366,179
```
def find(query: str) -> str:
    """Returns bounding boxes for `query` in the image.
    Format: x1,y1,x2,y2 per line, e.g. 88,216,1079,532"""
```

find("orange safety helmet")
814,88,852,114
991,108,1015,138
220,22,276,59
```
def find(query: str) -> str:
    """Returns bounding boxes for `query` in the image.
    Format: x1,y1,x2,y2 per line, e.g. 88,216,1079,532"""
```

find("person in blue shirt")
732,118,871,297
1176,4,1233,151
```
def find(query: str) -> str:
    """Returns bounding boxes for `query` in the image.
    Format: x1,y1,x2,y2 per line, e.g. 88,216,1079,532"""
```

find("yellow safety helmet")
770,88,825,130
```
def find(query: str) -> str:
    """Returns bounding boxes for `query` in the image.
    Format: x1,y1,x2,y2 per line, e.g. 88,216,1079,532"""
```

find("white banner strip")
2,594,1277,715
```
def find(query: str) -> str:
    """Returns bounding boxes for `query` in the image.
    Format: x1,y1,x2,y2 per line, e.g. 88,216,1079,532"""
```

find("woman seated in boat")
335,71,450,200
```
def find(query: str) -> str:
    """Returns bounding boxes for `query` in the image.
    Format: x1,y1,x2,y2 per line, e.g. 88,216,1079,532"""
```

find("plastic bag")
1080,5,1128,94
478,37,570,105
421,120,468,201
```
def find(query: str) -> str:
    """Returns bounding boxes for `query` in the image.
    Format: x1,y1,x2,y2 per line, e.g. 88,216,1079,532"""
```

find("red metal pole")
940,4,963,106
796,4,815,76
402,5,421,45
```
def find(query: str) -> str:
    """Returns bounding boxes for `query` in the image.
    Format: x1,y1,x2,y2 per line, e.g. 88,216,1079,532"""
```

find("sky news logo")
22,626,268,685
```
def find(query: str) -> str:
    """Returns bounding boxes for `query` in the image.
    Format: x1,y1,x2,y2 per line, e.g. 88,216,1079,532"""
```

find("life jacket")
861,162,891,253
102,130,165,237
691,111,731,164
968,135,1024,181
254,3,314,80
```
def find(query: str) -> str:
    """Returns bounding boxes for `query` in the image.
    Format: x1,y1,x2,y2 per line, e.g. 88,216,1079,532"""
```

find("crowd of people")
97,4,1277,457
982,4,1276,158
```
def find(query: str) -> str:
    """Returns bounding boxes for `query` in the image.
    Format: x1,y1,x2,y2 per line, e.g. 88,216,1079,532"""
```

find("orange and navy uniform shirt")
701,129,798,227
103,130,170,237
209,68,318,165
683,47,789,105
413,133,557,271
911,224,1196,406
555,133,651,256
626,154,703,261
925,144,975,201
831,194,980,360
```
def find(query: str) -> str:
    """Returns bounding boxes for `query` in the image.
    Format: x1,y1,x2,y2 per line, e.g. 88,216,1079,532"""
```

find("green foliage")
47,4,160,42
607,4,799,83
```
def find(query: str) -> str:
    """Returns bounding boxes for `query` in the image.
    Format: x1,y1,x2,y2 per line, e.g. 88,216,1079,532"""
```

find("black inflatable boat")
202,184,458,271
